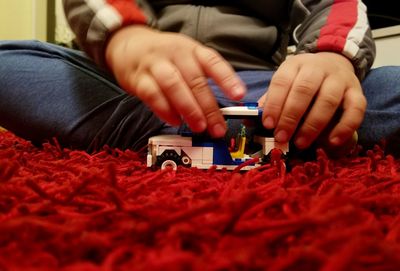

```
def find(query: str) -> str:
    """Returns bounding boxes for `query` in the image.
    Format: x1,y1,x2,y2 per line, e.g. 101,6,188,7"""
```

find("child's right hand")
105,25,246,138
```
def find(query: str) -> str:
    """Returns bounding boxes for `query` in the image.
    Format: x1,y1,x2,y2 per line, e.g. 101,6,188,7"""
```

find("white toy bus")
147,105,289,170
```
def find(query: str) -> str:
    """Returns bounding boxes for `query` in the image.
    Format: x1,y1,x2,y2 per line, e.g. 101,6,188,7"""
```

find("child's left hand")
258,52,367,150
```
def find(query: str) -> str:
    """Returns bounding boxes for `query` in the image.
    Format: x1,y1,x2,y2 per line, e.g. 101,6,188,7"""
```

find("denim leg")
359,66,400,154
0,40,166,152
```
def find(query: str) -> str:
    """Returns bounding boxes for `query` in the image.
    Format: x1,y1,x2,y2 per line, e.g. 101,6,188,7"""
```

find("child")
0,0,399,156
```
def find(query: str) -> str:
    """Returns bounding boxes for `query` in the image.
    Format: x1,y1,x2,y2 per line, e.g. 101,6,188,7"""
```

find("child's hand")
259,52,366,149
105,25,246,137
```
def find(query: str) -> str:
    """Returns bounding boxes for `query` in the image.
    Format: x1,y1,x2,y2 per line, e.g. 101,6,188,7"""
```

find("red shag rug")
1,131,400,271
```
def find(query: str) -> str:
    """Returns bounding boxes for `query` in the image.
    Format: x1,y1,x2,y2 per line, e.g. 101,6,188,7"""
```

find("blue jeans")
1,40,399,155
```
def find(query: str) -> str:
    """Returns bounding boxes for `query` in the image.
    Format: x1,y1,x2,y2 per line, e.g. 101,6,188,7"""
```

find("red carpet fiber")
1,131,400,271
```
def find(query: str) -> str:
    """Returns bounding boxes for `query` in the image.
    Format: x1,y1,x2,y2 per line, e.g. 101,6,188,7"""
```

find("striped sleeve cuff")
70,0,149,68
314,0,373,79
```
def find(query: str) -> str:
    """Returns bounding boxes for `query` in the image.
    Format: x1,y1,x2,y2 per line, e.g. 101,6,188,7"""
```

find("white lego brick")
148,135,192,147
202,147,213,164
182,147,203,160
146,154,153,167
220,106,259,117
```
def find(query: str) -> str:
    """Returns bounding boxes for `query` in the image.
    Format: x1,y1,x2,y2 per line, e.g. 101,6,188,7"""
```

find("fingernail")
192,120,207,132
275,130,288,143
231,83,246,99
295,136,307,149
263,116,274,129
211,123,226,138
330,136,341,146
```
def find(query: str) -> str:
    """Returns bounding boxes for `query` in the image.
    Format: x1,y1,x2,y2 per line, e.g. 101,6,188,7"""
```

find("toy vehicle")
147,104,289,170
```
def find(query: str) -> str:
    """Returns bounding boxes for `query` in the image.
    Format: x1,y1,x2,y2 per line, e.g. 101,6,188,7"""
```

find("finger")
133,73,181,126
274,66,324,143
174,53,226,138
194,46,246,100
257,92,268,107
328,87,367,146
150,60,207,133
294,77,345,149
262,62,298,129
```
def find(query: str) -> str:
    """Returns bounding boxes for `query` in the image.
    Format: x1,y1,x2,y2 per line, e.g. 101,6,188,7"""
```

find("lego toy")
147,104,289,170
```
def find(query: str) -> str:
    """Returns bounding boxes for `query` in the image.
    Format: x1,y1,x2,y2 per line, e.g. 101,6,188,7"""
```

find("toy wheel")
156,150,181,170
161,159,178,170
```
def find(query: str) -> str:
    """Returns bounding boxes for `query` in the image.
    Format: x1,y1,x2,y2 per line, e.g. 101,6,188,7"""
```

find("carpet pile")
1,131,400,271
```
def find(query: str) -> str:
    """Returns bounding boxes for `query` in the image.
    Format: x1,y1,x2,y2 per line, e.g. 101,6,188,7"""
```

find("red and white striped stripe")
317,0,369,59
84,0,147,38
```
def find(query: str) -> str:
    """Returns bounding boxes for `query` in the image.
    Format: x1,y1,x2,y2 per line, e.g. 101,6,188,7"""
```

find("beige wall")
0,0,47,41
372,25,400,68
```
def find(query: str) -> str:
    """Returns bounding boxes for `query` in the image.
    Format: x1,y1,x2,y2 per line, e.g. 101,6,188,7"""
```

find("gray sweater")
63,0,375,80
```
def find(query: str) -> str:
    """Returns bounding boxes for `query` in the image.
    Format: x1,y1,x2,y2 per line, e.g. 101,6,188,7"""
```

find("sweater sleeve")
293,0,375,80
62,0,156,68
